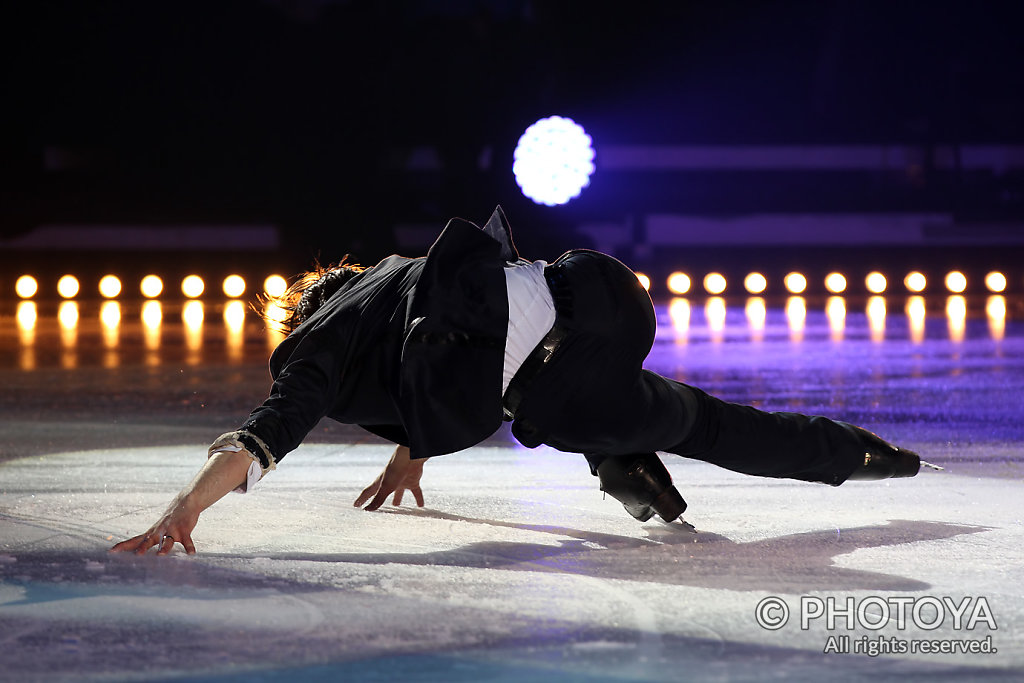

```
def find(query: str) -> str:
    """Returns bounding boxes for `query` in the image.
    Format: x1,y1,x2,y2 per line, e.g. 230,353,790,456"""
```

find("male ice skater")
112,207,925,556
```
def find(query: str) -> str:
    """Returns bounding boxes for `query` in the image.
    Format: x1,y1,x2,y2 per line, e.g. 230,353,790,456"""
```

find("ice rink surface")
2,295,1022,681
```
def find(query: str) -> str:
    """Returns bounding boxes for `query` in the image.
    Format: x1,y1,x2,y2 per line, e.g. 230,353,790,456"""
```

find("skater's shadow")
1,515,986,601
263,508,986,593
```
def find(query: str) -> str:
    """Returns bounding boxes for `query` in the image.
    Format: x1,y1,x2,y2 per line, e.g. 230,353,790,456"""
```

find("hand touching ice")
110,495,201,555
109,449,252,556
354,445,426,511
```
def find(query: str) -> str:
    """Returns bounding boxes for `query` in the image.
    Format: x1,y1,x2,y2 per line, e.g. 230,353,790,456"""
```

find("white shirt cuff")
208,445,264,494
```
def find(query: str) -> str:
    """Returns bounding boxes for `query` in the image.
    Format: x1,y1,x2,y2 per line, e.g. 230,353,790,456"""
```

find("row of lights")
634,270,1009,296
10,274,290,300
664,294,1007,345
9,269,1011,301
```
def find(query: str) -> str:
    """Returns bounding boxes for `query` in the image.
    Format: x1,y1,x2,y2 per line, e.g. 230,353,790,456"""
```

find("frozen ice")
1,298,1023,681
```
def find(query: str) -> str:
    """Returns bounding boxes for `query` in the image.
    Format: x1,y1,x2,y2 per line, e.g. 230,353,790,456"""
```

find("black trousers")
512,250,863,486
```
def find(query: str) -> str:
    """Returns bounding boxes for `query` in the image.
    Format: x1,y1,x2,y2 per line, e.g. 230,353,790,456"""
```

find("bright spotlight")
635,273,651,291
984,271,1006,293
744,272,767,294
513,116,595,206
264,275,287,298
824,272,847,294
223,274,246,298
667,272,692,295
865,272,888,294
140,275,164,298
945,271,967,294
98,275,122,299
703,273,727,295
182,275,205,298
15,275,38,299
784,272,807,294
57,275,80,299
904,271,927,293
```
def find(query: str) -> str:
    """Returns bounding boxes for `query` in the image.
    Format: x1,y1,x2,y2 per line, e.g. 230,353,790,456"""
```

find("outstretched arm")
110,449,253,555
354,445,427,511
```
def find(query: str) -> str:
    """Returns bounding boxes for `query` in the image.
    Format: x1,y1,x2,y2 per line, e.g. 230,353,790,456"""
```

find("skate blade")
920,460,945,472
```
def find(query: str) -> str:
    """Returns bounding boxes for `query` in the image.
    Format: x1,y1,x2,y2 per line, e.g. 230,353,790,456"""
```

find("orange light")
668,297,690,337
142,300,163,329
865,272,887,294
17,300,38,330
225,300,246,362
140,275,164,298
264,275,288,298
263,301,288,326
824,272,847,294
635,273,651,291
826,296,846,341
987,295,1006,342
904,272,927,293
99,275,122,299
100,300,121,329
58,301,79,329
745,297,766,332
906,296,926,344
703,273,727,295
57,275,80,299
786,296,806,335
986,295,1006,319
947,295,967,342
182,275,205,298
224,299,246,328
142,300,162,358
667,272,692,295
867,296,887,342
15,275,38,299
706,297,726,336
984,271,1006,293
743,272,767,294
783,272,807,295
223,275,246,298
183,299,204,326
945,271,967,294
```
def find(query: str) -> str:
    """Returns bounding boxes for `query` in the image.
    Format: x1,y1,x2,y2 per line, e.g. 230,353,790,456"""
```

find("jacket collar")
481,205,520,263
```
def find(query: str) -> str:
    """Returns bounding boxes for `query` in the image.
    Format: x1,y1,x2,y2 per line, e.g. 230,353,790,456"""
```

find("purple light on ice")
513,116,595,206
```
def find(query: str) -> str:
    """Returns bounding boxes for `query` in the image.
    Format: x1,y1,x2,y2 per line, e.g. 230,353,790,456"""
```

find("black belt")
501,263,574,421
501,321,569,421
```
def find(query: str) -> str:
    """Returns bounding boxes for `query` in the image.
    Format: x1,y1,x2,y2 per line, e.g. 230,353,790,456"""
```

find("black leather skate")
596,454,687,523
837,422,924,480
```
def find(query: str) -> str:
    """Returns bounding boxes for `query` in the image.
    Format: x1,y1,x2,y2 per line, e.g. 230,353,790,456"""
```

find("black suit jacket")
238,207,522,467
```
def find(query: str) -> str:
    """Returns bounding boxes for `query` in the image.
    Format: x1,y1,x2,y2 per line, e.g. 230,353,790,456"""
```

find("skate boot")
837,422,926,480
596,453,687,523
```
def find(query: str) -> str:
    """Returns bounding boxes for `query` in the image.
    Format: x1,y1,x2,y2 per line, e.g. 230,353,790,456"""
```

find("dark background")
3,0,1023,271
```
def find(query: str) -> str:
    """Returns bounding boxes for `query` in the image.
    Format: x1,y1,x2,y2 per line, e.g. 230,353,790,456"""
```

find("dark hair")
258,258,364,335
